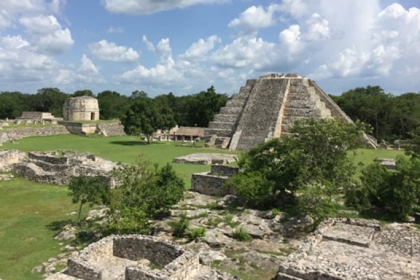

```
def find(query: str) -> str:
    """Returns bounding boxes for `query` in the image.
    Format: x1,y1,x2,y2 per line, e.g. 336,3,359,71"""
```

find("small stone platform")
173,153,238,165
277,218,420,280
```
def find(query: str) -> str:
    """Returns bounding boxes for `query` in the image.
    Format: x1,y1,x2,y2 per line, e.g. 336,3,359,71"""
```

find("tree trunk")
77,202,83,224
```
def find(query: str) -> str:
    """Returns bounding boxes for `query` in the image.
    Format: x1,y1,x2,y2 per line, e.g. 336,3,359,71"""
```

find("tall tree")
122,93,176,143
97,90,129,120
186,86,229,127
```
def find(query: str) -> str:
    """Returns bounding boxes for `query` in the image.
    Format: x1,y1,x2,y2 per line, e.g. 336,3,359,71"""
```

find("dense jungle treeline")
0,85,419,141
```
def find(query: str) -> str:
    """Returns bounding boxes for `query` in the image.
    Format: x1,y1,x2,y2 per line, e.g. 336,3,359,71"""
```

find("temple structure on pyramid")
204,73,362,150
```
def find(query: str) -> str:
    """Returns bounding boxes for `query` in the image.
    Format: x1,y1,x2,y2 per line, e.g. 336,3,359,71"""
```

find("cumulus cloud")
142,35,155,52
55,54,104,86
228,4,280,33
0,35,58,84
19,15,74,54
89,40,139,62
179,35,220,61
102,0,228,15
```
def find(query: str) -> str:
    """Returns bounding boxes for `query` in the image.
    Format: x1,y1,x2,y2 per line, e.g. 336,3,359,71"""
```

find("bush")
187,227,206,240
169,214,190,237
232,227,252,241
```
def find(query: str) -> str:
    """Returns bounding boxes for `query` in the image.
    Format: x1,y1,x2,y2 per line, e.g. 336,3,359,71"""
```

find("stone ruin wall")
0,126,70,144
67,235,200,280
191,165,238,196
0,150,26,172
10,150,117,187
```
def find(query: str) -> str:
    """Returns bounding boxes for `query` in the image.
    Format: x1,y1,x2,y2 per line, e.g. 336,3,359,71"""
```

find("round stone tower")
63,96,100,121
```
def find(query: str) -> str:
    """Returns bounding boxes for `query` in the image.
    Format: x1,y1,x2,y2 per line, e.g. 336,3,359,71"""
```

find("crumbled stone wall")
191,165,238,196
66,235,200,280
0,150,26,172
12,150,117,186
20,112,54,120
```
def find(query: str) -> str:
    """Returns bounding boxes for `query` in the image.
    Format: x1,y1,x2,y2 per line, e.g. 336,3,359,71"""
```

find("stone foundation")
64,235,200,280
173,153,238,165
191,165,238,196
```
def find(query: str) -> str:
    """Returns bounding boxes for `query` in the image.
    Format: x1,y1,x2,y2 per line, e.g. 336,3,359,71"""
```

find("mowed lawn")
0,134,406,279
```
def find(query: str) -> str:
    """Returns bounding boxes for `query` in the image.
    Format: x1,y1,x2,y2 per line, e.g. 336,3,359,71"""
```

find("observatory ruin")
205,73,355,150
63,96,100,121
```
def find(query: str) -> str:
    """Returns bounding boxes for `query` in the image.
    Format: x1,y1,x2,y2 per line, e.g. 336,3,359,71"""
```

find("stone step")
225,99,245,107
207,122,235,130
212,114,238,123
220,106,242,115
283,108,323,118
204,128,232,137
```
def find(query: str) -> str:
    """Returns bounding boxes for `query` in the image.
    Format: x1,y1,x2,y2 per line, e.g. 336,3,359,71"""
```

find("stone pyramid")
205,73,357,150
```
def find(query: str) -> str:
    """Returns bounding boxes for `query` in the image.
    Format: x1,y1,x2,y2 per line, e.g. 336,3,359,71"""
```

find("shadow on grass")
46,219,74,233
110,141,165,146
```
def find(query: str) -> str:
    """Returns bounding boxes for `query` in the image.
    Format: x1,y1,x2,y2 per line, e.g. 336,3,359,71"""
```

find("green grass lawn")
0,134,408,280
2,134,241,187
0,178,82,280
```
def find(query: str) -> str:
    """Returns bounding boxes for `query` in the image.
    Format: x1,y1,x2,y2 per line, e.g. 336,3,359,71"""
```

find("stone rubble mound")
8,150,117,186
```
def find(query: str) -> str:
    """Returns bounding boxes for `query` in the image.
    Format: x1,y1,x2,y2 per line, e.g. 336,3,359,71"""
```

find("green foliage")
68,174,109,224
185,86,229,127
122,94,176,143
187,227,206,240
346,156,420,221
97,90,129,120
169,213,190,237
226,118,365,219
232,227,252,241
107,157,185,234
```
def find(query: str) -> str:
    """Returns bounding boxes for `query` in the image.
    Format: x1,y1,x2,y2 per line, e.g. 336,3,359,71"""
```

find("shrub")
232,227,252,241
169,214,190,237
187,227,206,240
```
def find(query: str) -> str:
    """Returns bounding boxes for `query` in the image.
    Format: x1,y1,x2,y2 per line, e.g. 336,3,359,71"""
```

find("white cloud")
212,36,275,68
19,15,74,54
89,40,139,62
228,4,280,33
107,26,124,33
142,35,155,52
179,35,220,61
79,54,99,74
0,35,58,84
103,0,228,15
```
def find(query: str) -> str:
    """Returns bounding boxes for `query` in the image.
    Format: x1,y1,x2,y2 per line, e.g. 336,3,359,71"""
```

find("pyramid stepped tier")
205,73,366,150
280,79,332,134
204,81,255,140
232,78,288,150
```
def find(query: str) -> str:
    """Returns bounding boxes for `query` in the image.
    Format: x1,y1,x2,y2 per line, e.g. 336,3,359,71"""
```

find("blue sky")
0,0,419,97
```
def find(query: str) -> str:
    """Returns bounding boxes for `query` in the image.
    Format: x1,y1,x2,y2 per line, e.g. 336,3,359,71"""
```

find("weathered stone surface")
276,218,420,280
173,153,238,165
12,150,117,187
191,165,239,196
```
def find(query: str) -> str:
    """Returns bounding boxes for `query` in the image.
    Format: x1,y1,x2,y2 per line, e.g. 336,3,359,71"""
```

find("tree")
97,90,129,120
73,89,94,97
32,88,69,117
346,156,420,221
106,157,185,234
186,86,229,127
68,175,110,224
122,94,176,143
225,118,365,222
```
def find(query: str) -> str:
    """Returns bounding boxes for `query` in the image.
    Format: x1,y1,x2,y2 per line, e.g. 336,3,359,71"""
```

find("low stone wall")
191,173,234,196
67,235,200,280
60,122,97,135
0,126,69,142
97,122,126,136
